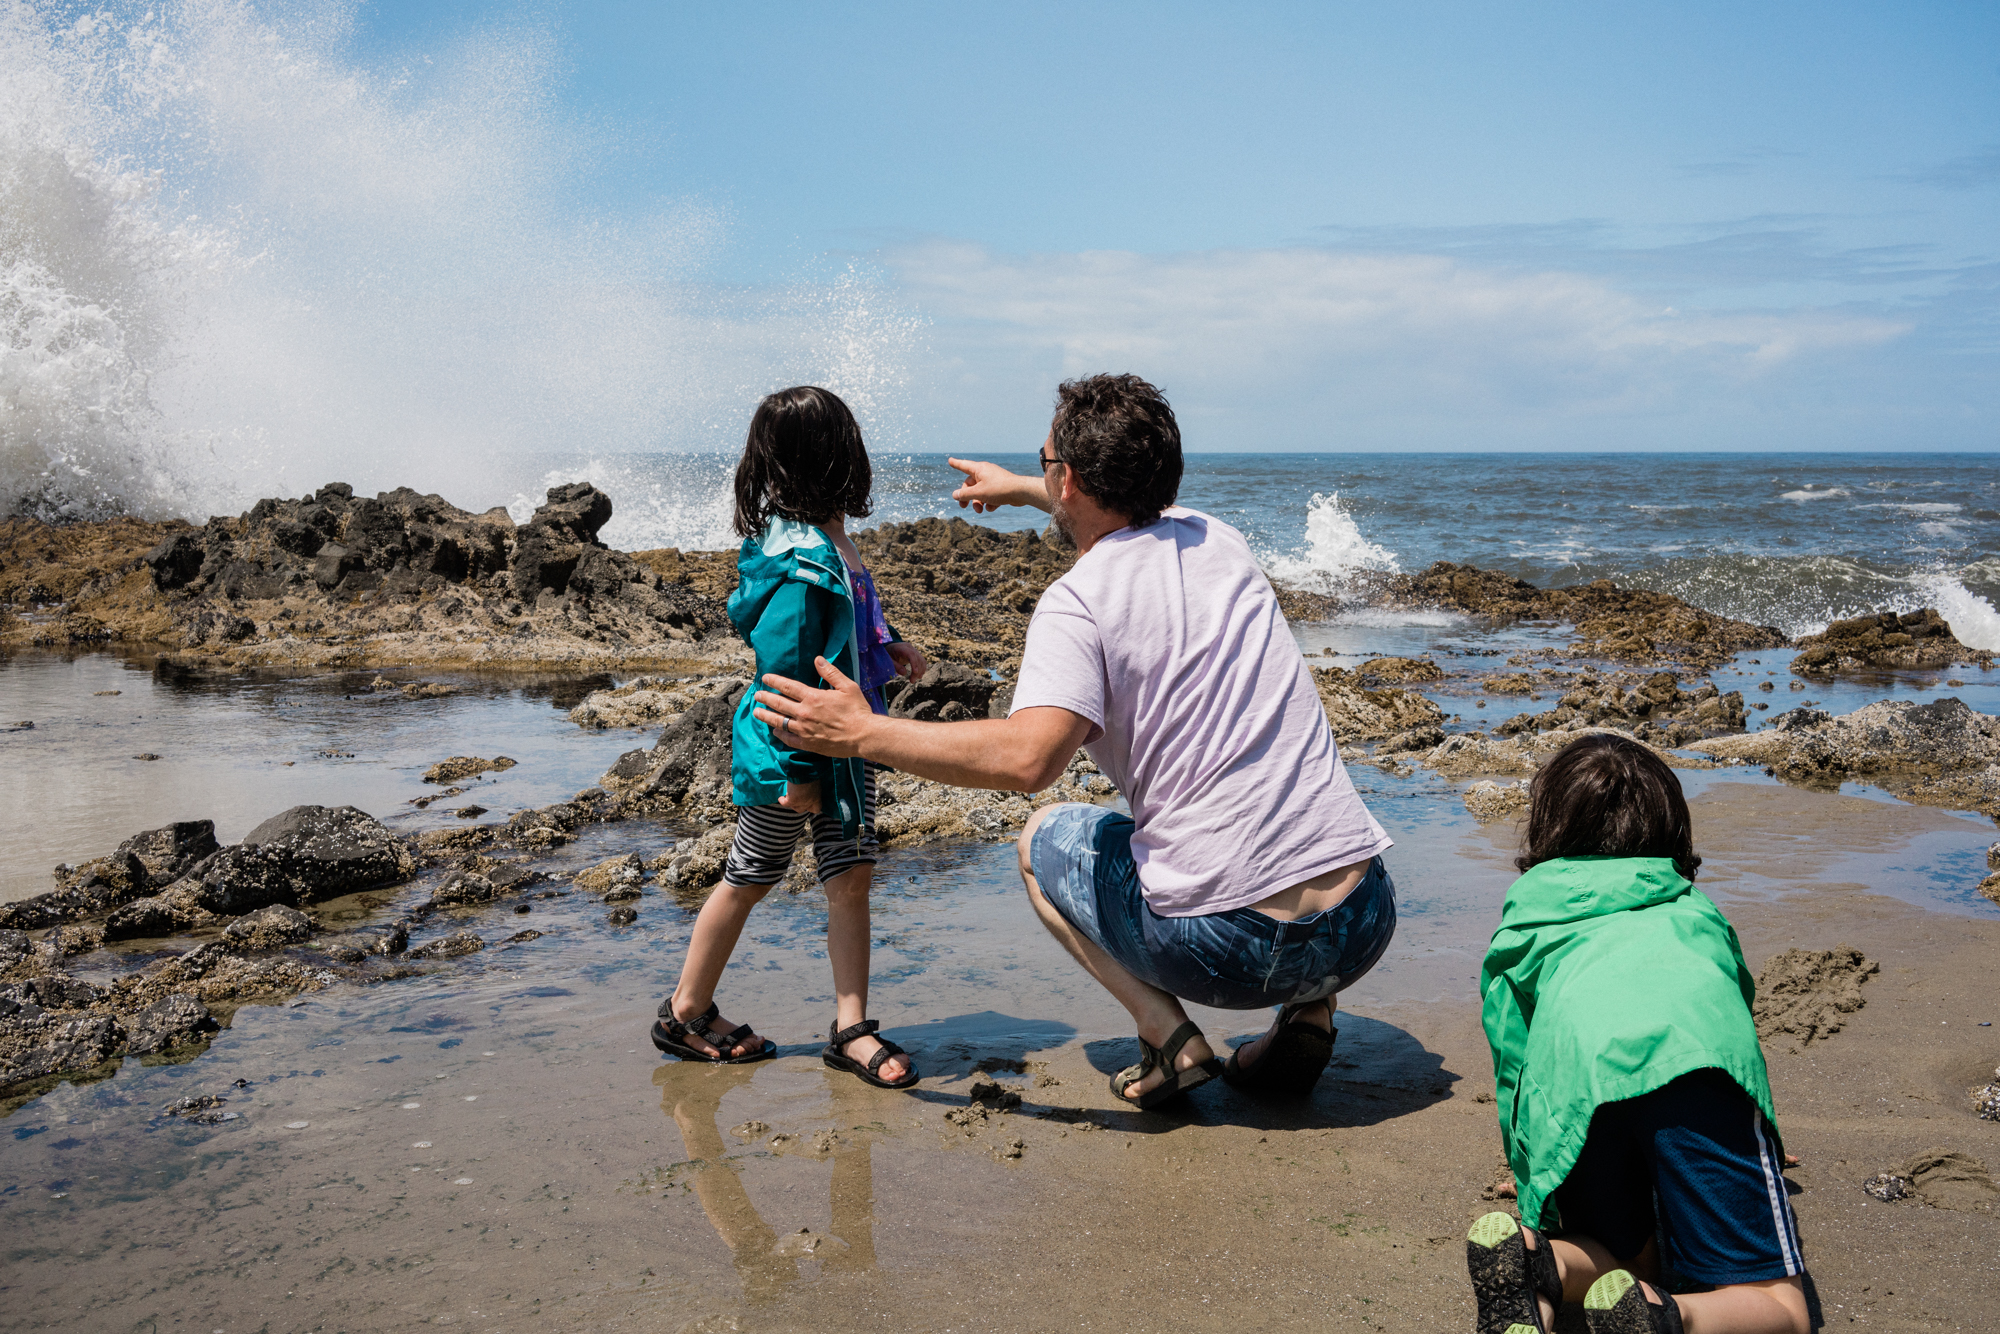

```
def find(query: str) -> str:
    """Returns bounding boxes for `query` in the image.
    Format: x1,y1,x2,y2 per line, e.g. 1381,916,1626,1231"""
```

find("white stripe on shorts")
1750,1108,1802,1276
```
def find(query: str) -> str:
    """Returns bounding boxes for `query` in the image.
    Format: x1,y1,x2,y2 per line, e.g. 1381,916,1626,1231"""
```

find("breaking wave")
1262,491,1399,593
1,0,917,523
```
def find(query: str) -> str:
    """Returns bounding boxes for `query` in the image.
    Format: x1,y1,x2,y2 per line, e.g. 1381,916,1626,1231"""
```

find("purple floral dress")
848,566,899,715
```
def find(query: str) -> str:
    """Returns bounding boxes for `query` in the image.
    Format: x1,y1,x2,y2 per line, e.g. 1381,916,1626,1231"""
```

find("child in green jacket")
1467,733,1810,1334
651,386,928,1089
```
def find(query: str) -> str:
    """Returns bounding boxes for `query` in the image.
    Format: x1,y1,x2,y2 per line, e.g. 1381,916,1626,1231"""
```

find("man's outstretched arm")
754,656,1092,793
948,458,1052,515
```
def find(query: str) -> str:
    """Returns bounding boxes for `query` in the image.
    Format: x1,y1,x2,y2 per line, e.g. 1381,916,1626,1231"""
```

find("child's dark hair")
1518,733,1702,880
732,386,873,538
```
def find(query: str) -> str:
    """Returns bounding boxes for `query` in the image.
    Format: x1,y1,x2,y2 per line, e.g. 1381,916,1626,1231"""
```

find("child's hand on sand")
780,781,821,814
886,641,929,681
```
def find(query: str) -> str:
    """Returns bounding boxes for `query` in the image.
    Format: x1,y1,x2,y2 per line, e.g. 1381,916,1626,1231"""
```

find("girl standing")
651,386,928,1089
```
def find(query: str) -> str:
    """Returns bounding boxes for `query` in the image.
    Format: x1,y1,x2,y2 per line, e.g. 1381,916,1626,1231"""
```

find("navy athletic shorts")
1547,1067,1807,1287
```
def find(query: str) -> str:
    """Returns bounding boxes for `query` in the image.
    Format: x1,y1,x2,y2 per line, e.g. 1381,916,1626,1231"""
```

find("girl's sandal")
1110,1021,1225,1111
1583,1271,1686,1334
1467,1211,1565,1334
651,999,777,1064
822,1019,920,1090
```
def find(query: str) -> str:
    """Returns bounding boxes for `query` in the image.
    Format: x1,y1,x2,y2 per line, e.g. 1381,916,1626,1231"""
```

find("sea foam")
1262,491,1399,592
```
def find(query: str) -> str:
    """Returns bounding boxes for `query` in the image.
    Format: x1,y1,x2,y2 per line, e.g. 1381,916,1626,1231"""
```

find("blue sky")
323,3,2000,450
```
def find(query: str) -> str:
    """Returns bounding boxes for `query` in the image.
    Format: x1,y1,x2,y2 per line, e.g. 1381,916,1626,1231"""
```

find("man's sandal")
1110,1020,1224,1110
1467,1211,1565,1334
822,1018,920,1090
651,999,776,1064
1583,1271,1685,1334
1222,999,1337,1096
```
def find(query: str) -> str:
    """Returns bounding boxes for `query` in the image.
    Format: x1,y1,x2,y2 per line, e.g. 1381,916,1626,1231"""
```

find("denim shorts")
1028,803,1397,1010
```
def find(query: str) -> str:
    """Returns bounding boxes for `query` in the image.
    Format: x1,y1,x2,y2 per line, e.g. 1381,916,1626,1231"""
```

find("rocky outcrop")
1791,609,1990,676
1420,724,1709,779
1493,671,1746,748
575,853,646,898
0,821,219,931
1689,699,2000,815
162,806,414,917
601,684,746,814
568,675,748,730
123,995,220,1056
422,755,517,784
1462,780,1530,822
882,661,1011,721
1311,666,1448,746
4,483,728,668
221,904,318,950
1389,563,1788,668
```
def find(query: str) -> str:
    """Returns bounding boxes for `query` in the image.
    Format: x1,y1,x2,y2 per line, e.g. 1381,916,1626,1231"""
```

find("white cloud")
884,240,1912,447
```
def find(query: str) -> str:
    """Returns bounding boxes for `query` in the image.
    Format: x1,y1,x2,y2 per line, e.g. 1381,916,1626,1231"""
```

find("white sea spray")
0,0,918,523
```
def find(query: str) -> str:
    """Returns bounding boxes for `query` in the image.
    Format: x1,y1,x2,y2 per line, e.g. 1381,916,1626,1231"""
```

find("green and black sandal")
651,999,777,1064
1467,1211,1565,1334
1583,1271,1685,1334
1222,999,1337,1096
1110,1021,1224,1110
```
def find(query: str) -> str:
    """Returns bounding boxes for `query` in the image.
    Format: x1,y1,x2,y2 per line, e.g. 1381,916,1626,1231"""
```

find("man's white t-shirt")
1010,507,1392,917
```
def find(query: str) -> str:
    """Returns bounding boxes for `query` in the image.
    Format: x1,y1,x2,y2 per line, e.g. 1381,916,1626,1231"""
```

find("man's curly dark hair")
1049,374,1183,528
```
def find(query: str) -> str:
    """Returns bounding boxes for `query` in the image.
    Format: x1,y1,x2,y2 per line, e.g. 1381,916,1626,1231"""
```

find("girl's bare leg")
822,863,910,1082
669,880,773,1057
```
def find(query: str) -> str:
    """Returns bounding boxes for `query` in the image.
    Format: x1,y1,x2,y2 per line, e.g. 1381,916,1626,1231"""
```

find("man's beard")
1048,494,1075,546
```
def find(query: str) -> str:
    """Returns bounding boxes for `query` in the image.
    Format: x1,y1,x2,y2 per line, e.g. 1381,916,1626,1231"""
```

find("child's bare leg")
1673,1276,1809,1334
822,863,909,1082
669,880,773,1057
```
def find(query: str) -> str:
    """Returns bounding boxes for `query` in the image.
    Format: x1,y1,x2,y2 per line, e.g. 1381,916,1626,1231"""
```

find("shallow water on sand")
3,635,1998,1328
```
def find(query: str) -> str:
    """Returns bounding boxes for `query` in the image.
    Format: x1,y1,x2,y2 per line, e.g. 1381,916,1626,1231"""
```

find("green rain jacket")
1480,855,1779,1231
726,517,886,839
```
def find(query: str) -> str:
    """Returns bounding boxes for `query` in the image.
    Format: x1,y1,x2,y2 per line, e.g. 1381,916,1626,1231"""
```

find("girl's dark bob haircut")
733,386,872,538
1517,732,1702,880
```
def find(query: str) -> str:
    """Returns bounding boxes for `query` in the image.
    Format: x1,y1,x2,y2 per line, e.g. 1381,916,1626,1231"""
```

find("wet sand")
3,745,1996,1331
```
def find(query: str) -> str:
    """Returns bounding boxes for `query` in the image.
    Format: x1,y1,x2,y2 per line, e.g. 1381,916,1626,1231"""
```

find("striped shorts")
722,771,879,888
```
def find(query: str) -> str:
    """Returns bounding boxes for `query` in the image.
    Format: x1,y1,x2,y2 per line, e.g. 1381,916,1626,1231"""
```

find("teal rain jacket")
1479,855,1780,1231
726,518,877,839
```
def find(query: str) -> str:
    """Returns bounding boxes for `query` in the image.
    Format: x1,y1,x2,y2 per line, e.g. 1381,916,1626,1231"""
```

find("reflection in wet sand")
654,1061,878,1302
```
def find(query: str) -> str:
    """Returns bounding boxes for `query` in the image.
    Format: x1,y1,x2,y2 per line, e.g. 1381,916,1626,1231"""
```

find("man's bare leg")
1016,805,1215,1100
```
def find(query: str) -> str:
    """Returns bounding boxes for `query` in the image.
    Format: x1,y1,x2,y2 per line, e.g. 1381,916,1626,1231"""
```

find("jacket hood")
1497,856,1692,933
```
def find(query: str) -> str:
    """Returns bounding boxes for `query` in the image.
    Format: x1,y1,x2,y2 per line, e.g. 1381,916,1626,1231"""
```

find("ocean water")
6,3,1993,650
517,449,2000,647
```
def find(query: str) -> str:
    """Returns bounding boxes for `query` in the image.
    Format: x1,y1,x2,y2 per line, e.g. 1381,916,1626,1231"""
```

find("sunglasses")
1038,449,1062,471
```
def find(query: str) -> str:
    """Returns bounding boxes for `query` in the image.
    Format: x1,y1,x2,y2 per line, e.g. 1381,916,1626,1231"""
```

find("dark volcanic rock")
1792,608,1990,675
168,806,413,916
103,895,196,942
222,904,318,950
3,973,105,1011
1494,670,1745,748
1389,562,1788,667
124,995,218,1055
882,661,1008,721
408,932,484,959
0,1011,124,1089
602,683,745,809
117,821,220,888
